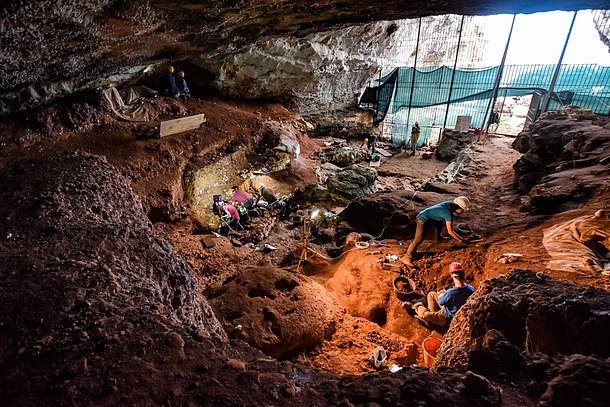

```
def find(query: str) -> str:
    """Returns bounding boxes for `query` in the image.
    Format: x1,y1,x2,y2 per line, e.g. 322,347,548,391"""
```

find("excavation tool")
456,223,484,243
296,208,319,273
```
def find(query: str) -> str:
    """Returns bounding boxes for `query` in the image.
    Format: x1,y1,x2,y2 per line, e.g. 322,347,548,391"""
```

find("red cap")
449,262,464,274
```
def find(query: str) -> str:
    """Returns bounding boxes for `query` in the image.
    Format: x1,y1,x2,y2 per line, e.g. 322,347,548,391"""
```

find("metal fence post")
405,17,422,140
443,15,465,129
541,11,578,113
483,14,516,132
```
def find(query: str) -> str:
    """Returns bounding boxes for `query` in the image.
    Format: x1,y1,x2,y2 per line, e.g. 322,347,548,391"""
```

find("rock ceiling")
1,1,608,112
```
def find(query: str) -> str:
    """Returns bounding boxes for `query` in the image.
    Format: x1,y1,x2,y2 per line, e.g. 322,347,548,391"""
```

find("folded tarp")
542,210,610,276
102,85,157,122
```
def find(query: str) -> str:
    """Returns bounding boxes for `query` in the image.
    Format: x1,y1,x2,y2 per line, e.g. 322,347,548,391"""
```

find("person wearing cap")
360,130,377,156
400,196,471,268
166,66,180,98
407,262,475,327
177,70,191,100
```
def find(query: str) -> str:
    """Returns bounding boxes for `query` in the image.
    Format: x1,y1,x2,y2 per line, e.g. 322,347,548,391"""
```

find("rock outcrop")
336,190,450,239
434,270,610,401
1,1,604,115
434,270,610,406
512,108,610,213
437,270,610,369
0,151,227,405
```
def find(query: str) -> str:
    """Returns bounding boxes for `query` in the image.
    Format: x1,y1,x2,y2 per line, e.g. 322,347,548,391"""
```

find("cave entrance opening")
359,10,610,144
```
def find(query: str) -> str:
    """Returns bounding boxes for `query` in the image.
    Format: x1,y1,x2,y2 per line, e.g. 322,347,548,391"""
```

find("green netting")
360,64,610,128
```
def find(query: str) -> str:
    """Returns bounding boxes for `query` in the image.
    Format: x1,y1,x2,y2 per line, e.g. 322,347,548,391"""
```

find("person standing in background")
410,121,421,156
166,66,180,98
177,70,191,101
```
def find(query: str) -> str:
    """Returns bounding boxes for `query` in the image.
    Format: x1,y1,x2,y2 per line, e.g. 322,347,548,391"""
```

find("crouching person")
408,262,474,328
215,200,244,232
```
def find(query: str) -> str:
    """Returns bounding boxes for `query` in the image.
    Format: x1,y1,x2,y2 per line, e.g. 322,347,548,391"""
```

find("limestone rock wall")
512,108,610,213
2,1,603,115
436,270,610,371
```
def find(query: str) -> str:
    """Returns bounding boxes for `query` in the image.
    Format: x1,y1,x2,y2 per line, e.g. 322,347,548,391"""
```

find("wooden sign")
160,114,206,137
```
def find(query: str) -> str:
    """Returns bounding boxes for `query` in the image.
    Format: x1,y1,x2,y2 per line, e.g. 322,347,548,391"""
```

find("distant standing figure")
486,111,500,133
410,122,421,156
178,70,190,101
166,66,180,98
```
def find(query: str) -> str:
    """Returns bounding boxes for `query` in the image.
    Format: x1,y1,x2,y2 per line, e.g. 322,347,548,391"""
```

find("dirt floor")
1,92,609,406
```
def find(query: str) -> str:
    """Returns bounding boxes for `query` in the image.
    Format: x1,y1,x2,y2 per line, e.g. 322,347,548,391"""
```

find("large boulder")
436,129,477,162
326,163,377,200
436,270,610,372
303,163,377,203
336,190,450,240
321,146,368,167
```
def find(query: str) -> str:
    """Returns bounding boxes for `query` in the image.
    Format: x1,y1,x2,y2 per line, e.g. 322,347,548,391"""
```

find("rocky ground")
0,92,609,406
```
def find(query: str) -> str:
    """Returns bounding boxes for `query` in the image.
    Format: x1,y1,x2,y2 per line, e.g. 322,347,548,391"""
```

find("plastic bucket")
422,336,443,368
393,276,416,301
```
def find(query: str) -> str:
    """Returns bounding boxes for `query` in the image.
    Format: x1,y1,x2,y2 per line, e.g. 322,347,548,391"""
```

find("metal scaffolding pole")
443,15,465,129
541,11,578,113
374,72,381,123
405,17,422,133
483,14,516,132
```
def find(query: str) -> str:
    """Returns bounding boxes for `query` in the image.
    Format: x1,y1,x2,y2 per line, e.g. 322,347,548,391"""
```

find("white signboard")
455,115,471,133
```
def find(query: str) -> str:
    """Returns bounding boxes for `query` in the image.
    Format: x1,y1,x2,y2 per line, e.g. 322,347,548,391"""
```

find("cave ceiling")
1,0,609,110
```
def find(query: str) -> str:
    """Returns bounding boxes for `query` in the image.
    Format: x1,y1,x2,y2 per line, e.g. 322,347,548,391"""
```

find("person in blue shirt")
166,66,180,98
177,70,191,100
400,196,471,268
409,262,475,327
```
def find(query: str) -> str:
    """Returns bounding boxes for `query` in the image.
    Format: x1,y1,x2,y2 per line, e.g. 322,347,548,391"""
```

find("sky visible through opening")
375,9,610,142
483,10,610,66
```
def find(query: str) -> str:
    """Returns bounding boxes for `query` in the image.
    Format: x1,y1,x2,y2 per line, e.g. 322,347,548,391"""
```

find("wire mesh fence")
360,11,610,146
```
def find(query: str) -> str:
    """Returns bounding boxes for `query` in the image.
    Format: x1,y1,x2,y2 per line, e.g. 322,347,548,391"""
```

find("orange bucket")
422,336,442,368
